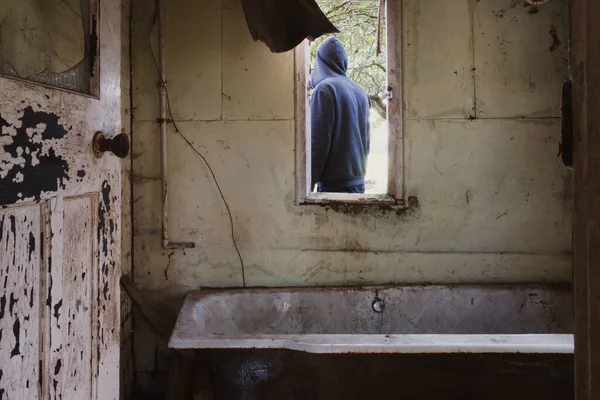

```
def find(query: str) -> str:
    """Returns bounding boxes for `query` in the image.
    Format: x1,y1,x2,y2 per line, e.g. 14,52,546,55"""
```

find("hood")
311,37,348,88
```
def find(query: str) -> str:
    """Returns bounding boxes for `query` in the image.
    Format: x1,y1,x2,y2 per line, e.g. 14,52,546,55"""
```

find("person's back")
311,37,371,193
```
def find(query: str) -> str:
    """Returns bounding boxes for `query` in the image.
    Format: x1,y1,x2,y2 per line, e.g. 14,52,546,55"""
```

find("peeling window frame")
295,0,403,206
0,0,100,99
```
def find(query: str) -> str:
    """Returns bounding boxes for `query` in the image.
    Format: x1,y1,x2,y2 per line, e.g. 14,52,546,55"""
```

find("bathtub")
169,285,574,399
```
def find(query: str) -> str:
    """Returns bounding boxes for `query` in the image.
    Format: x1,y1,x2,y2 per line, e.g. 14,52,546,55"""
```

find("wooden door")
572,0,600,399
0,0,122,399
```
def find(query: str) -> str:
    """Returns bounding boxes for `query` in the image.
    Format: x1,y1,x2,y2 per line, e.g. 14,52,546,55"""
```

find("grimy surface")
0,0,123,398
203,350,574,400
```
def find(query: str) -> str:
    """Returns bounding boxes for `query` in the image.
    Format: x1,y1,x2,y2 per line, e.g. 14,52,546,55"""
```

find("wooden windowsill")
302,192,399,205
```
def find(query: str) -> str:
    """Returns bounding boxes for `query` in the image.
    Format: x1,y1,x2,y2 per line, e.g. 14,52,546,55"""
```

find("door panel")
61,195,97,400
0,0,122,399
0,203,45,400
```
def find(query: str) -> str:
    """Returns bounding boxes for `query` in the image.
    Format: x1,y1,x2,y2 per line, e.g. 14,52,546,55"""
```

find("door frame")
571,0,600,398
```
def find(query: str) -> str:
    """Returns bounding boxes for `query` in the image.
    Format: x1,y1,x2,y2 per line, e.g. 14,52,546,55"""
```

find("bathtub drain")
372,298,385,313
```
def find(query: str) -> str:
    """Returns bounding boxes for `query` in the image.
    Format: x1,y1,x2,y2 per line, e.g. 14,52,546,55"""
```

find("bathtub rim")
169,333,574,354
169,284,574,354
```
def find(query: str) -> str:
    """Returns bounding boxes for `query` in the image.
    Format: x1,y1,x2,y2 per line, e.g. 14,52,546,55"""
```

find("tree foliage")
311,0,387,119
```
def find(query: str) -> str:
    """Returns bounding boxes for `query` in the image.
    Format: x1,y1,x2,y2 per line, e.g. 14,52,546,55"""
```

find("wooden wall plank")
572,0,600,398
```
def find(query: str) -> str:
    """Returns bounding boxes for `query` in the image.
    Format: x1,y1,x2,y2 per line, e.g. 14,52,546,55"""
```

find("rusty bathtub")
169,285,574,399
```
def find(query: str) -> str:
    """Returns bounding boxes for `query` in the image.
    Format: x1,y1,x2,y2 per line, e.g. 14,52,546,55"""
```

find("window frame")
294,0,403,205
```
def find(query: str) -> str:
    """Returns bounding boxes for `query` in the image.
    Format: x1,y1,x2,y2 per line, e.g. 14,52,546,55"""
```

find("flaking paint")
0,0,123,397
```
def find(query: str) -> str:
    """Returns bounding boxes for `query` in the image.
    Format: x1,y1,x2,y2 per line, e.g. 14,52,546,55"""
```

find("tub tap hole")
372,298,385,313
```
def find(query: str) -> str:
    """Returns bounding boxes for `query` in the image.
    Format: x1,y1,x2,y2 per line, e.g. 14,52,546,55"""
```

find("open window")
295,0,402,204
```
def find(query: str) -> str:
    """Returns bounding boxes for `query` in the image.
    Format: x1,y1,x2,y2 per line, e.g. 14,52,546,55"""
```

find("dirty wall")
130,0,571,392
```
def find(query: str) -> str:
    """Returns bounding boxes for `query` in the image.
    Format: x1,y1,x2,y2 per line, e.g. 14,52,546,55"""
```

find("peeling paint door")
0,0,122,399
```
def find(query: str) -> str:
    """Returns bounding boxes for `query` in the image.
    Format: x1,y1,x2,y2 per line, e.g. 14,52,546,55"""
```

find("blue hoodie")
311,37,371,191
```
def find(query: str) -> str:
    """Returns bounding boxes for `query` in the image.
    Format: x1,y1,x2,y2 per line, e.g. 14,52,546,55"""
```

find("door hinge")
559,79,573,168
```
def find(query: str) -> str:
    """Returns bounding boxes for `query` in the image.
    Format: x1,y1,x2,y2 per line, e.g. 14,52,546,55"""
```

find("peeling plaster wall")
130,0,571,391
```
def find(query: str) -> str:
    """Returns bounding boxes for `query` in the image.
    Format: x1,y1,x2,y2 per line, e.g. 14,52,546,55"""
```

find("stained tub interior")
169,285,574,400
170,285,573,353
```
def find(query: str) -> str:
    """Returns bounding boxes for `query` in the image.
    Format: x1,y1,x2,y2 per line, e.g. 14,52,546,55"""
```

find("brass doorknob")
93,132,130,159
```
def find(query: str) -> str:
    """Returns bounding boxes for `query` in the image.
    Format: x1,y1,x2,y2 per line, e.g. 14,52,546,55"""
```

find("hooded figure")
310,37,371,193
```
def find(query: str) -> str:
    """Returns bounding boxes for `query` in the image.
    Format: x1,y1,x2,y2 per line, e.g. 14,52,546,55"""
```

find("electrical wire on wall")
148,4,246,287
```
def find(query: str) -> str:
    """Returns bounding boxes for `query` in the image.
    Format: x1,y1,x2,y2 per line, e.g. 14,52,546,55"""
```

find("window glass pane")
0,0,97,95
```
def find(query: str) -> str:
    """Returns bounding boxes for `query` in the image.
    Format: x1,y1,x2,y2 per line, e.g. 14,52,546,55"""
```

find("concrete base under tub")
196,350,573,400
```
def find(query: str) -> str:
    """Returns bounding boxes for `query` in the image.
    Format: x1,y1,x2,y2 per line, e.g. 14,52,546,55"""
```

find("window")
0,0,100,97
295,0,402,204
